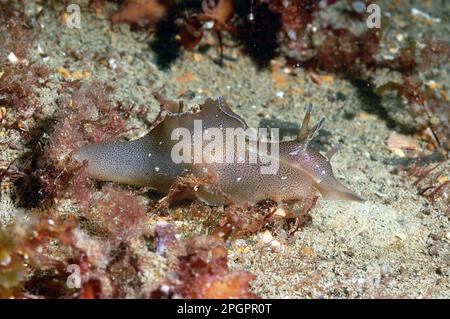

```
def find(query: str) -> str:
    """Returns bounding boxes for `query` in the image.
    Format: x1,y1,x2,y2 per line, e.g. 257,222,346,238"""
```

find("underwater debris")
387,132,419,154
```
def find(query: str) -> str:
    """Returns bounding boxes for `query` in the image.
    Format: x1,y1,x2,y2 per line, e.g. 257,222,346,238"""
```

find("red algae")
110,0,175,27
151,236,257,299
0,215,79,298
0,17,49,125
8,81,129,207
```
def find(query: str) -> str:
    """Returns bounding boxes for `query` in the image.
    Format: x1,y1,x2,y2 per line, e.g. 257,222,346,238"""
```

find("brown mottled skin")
74,96,365,206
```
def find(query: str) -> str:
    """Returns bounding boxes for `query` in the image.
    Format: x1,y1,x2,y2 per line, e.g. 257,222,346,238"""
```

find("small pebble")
69,49,84,60
203,21,215,29
108,58,118,70
274,208,286,217
327,93,336,102
352,1,366,13
336,92,347,101
396,33,404,42
7,52,18,64
0,107,6,121
318,0,327,9
275,91,285,98
431,232,443,241
428,244,439,256
138,79,150,86
259,230,273,244
395,233,407,241
380,264,391,276
0,254,11,267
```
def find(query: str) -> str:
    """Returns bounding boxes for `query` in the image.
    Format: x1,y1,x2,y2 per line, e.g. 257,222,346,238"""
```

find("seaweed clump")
376,78,450,151
400,159,449,216
0,215,80,298
151,235,257,299
8,81,128,208
0,18,50,126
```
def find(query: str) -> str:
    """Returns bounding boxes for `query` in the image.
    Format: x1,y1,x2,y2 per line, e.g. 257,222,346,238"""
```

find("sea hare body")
74,96,364,205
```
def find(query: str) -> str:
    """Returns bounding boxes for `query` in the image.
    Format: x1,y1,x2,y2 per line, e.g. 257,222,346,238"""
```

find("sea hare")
74,94,365,206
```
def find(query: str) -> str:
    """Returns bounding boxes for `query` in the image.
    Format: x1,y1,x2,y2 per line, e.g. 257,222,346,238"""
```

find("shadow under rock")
235,1,281,70
149,17,181,71
352,79,414,135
